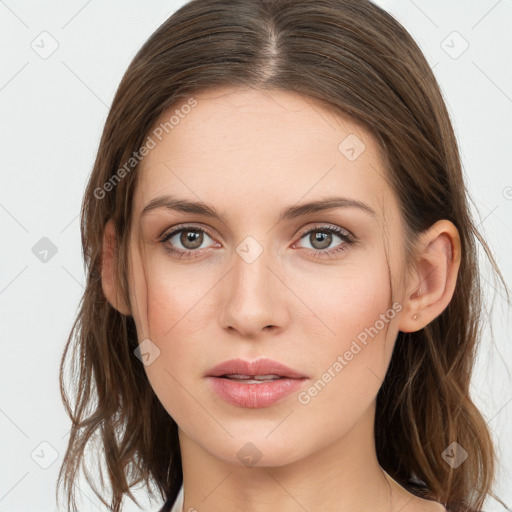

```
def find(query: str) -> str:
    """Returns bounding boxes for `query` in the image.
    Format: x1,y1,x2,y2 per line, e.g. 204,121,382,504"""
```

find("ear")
101,218,131,316
398,219,461,333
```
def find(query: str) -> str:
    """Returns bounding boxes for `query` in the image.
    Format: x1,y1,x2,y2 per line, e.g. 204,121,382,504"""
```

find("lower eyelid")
162,225,354,255
163,228,216,248
296,227,352,244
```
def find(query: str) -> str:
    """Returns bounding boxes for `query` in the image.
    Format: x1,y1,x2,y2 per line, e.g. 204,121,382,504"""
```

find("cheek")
137,260,217,414
314,259,393,342
143,258,214,340
302,257,397,396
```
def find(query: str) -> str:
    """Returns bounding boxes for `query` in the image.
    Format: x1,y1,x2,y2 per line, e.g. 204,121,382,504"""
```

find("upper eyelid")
161,223,353,245
162,223,216,240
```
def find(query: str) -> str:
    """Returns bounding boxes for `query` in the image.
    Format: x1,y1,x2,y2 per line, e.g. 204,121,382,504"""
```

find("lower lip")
207,376,306,408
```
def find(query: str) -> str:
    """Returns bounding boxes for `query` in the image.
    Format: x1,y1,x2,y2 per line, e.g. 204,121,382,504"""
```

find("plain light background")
0,1,511,511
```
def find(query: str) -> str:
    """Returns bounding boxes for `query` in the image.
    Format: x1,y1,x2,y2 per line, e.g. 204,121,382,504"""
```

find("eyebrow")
140,194,377,223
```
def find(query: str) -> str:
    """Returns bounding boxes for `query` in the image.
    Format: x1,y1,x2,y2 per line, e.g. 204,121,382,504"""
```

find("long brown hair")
56,1,510,511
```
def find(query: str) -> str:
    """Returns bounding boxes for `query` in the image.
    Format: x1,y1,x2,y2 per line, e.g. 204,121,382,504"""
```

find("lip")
206,357,307,379
206,358,308,408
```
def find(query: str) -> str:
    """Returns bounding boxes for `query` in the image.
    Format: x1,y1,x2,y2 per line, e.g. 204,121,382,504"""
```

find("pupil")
181,230,203,249
311,232,331,249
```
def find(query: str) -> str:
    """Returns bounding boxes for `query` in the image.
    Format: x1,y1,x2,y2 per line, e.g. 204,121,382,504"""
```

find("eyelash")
159,223,355,260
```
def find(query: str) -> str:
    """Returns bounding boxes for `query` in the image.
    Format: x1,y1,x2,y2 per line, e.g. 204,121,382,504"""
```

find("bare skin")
102,86,459,512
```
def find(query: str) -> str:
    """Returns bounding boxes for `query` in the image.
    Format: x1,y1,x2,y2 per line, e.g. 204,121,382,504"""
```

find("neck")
178,403,403,512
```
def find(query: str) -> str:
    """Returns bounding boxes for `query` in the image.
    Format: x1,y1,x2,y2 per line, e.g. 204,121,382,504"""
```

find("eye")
294,224,355,258
160,223,356,260
160,225,219,258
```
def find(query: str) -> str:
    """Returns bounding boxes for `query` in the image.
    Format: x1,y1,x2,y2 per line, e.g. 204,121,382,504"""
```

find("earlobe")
398,219,461,333
101,218,131,316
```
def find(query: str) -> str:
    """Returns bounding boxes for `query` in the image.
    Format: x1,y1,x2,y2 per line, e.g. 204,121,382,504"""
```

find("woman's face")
128,86,411,467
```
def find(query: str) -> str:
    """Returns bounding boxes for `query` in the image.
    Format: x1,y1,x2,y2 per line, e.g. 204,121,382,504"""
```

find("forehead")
134,86,395,222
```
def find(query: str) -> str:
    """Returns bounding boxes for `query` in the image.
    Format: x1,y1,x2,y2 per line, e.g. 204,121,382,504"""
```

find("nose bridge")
220,234,287,334
231,234,275,303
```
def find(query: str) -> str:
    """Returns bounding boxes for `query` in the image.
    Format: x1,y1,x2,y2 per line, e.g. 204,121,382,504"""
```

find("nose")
218,241,290,338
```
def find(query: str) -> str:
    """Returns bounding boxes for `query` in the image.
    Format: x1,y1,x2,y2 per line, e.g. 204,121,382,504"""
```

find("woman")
56,1,510,511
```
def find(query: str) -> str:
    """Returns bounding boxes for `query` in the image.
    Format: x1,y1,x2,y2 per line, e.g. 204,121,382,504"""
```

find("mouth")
206,358,308,408
206,357,308,380
218,373,286,383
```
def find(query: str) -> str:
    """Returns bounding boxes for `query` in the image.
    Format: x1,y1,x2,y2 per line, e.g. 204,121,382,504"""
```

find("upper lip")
206,358,307,379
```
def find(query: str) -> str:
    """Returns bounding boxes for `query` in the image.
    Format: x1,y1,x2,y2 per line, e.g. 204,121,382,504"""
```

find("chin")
192,424,312,469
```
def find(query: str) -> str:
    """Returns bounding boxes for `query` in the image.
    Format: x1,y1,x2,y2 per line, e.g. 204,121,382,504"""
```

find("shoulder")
402,498,447,512
386,472,446,512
